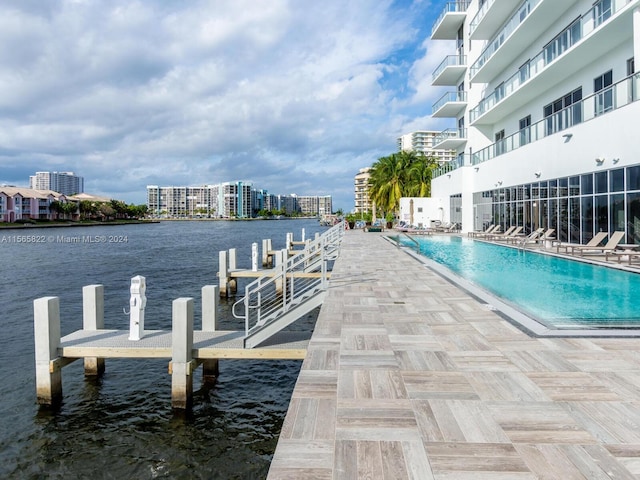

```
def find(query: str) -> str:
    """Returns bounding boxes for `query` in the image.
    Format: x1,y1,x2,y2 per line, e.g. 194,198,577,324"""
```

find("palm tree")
407,152,439,197
368,153,410,216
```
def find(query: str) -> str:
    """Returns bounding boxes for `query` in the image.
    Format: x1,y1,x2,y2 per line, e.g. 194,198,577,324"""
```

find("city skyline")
0,1,453,211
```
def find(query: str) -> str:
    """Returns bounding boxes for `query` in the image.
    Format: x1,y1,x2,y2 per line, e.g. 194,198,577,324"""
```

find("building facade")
396,131,457,163
429,0,640,244
29,172,84,196
0,186,71,222
354,167,372,214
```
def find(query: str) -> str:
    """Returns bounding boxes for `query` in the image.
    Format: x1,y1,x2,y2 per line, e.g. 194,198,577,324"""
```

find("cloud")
0,0,448,210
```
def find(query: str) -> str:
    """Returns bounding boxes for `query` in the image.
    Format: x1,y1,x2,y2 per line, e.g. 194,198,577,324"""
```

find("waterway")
0,219,327,479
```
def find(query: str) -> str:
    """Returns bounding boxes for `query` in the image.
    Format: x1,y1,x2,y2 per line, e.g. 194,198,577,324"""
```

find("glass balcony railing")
470,0,541,79
432,55,467,83
433,73,640,178
431,1,471,37
470,0,627,123
432,91,467,115
469,0,494,36
472,74,639,165
435,127,467,146
433,154,468,178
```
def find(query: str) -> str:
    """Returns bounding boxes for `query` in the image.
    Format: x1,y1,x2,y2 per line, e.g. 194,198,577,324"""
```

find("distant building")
396,131,456,163
354,167,372,214
0,186,72,222
29,171,84,196
297,195,333,216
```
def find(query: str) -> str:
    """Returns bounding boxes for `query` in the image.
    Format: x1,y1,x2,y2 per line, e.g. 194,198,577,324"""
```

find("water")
398,235,640,328
0,219,327,480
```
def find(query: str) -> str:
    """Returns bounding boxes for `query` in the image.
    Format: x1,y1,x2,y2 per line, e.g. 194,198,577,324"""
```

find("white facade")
429,0,640,243
398,197,447,228
354,167,372,213
396,131,457,163
29,171,84,196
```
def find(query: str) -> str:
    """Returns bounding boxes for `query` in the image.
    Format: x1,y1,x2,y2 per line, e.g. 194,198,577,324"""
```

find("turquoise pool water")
398,235,640,329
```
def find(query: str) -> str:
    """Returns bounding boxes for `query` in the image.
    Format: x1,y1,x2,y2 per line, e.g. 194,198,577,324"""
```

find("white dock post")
286,232,293,250
82,285,105,376
228,248,237,294
201,285,219,383
34,297,62,406
219,250,229,297
301,228,305,242
171,297,194,410
262,239,269,267
251,242,258,271
128,276,146,341
267,238,273,267
275,248,286,295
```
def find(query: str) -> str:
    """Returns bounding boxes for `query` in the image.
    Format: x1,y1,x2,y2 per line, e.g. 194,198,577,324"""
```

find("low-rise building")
0,186,71,222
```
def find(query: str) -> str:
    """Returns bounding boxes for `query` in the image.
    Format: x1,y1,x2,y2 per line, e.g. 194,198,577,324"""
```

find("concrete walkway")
268,230,640,479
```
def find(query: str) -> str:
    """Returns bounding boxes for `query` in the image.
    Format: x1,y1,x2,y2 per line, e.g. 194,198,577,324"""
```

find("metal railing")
431,1,471,37
432,91,467,115
233,221,345,346
432,55,467,83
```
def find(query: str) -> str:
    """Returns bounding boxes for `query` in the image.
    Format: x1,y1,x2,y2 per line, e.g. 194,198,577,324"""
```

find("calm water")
0,219,327,480
399,235,640,328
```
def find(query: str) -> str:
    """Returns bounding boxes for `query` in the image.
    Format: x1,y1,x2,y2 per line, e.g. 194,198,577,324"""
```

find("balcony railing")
471,73,639,165
470,0,628,123
434,127,467,146
432,55,467,83
434,154,467,178
431,1,471,37
432,91,467,115
470,0,540,79
469,0,494,36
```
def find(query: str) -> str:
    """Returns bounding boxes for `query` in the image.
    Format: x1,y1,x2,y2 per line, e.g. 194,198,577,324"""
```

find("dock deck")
268,230,640,479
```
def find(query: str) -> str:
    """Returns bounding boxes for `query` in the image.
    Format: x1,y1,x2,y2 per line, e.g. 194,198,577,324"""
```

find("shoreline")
0,220,159,230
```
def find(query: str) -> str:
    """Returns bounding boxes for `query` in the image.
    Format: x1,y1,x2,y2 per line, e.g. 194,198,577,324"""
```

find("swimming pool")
396,235,640,331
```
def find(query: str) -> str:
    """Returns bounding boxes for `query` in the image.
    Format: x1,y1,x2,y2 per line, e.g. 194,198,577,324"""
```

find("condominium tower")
29,171,84,196
354,167,372,214
396,131,457,163
429,0,640,244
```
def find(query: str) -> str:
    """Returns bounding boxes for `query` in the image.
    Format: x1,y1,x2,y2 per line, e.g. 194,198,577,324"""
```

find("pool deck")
267,230,640,480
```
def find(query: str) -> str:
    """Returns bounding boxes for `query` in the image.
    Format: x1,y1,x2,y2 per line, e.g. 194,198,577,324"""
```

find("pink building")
0,187,72,222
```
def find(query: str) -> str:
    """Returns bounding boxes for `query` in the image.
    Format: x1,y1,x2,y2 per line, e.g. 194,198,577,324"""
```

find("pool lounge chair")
469,224,496,238
473,225,501,238
488,226,522,241
505,227,544,245
516,228,553,247
556,231,608,254
568,231,626,256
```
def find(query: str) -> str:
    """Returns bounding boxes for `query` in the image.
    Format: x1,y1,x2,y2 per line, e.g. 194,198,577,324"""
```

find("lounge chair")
473,225,502,238
469,224,495,238
568,231,626,256
556,231,608,254
507,227,544,245
488,226,522,241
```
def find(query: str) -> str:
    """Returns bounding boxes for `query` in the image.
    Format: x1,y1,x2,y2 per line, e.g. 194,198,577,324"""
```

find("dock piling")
171,297,194,410
201,285,219,383
34,296,62,406
82,285,105,376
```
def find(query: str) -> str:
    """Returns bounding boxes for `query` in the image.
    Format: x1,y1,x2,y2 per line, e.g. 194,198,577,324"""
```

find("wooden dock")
267,230,640,479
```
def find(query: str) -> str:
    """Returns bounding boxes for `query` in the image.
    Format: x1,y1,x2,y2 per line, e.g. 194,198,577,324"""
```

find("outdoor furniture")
556,231,608,254
569,231,625,256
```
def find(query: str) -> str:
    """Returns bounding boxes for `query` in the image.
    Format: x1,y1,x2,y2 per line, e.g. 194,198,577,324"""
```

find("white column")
219,250,228,297
251,242,258,271
201,285,219,383
171,298,194,409
82,285,105,375
34,297,62,406
128,276,146,341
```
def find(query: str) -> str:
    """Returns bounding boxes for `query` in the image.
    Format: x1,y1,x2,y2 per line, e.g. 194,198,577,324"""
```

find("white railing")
431,1,471,37
432,91,467,115
233,221,345,345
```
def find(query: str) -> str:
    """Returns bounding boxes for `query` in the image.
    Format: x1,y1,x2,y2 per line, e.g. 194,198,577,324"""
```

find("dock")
268,230,640,479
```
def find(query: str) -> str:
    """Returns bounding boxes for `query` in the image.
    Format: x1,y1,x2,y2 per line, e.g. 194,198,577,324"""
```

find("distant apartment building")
396,131,456,163
0,186,71,222
147,183,331,218
29,171,84,196
354,167,372,214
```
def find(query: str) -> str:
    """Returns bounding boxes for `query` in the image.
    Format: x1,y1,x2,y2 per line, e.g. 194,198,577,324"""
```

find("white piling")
286,232,293,250
201,285,220,383
82,285,105,376
128,276,146,341
301,228,305,242
34,297,62,406
171,297,194,409
219,250,229,297
229,248,237,270
262,239,269,267
251,242,258,271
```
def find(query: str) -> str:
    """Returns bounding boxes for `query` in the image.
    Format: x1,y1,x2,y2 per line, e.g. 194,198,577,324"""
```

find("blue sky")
0,0,453,211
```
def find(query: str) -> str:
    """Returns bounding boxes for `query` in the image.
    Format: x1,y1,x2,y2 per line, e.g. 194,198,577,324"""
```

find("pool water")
398,235,640,329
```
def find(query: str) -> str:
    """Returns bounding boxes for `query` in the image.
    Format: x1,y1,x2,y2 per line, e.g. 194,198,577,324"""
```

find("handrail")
233,221,345,343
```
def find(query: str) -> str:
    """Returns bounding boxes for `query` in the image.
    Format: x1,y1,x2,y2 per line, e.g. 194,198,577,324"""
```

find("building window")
544,88,582,135
519,115,531,146
494,130,505,156
593,0,612,28
594,70,613,116
544,18,581,65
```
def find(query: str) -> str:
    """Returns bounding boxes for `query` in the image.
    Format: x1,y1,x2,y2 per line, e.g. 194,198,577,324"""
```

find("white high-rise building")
396,131,457,163
428,0,640,244
29,171,84,196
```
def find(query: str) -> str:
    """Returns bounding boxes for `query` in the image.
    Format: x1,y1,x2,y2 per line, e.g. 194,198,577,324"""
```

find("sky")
0,0,454,211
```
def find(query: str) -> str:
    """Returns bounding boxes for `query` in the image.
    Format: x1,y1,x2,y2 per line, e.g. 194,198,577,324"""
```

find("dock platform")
268,230,640,479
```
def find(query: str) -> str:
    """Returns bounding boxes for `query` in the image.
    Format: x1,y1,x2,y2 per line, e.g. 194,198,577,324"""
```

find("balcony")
432,55,467,86
470,0,577,83
431,1,470,40
470,0,635,125
469,0,516,39
471,73,640,166
432,91,467,117
433,128,467,150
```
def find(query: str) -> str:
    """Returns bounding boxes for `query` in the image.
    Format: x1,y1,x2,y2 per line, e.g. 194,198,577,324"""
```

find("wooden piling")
201,285,219,383
34,296,62,406
82,285,105,376
171,297,194,410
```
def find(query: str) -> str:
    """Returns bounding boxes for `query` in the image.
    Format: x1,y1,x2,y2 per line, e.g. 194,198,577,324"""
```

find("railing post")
83,285,105,376
201,286,219,384
34,297,62,406
171,298,194,410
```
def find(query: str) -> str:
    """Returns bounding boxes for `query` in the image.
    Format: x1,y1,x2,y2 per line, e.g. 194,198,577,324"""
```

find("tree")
368,152,411,216
407,152,439,198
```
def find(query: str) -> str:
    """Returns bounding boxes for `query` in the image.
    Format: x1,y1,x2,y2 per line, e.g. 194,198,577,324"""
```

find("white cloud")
0,0,450,210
